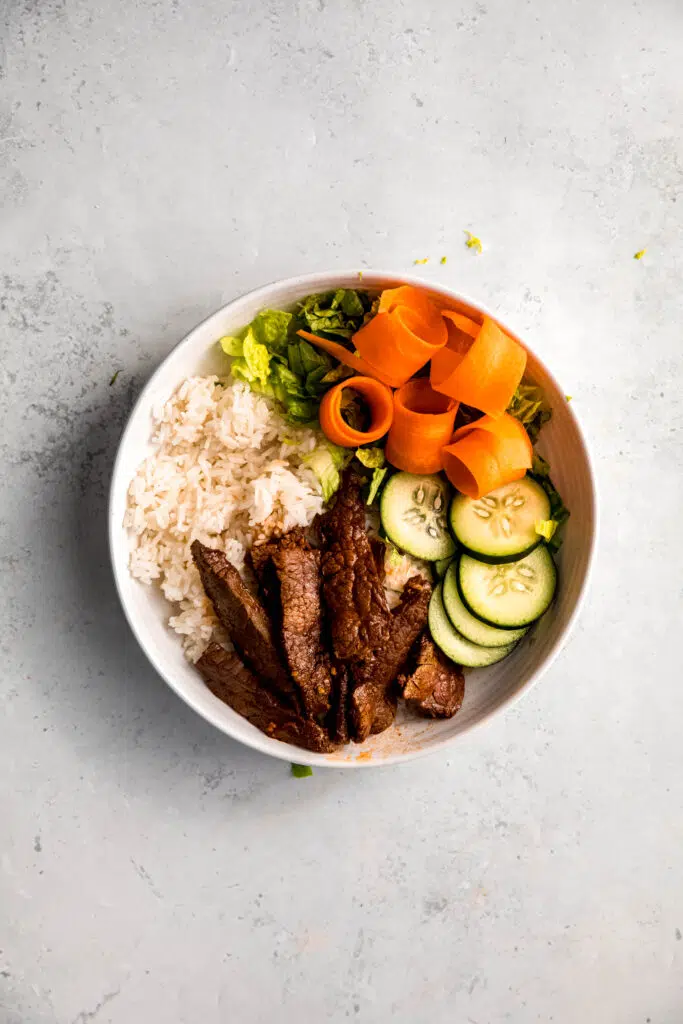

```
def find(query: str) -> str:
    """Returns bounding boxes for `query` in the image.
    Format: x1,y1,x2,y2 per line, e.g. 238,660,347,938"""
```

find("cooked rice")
125,377,324,661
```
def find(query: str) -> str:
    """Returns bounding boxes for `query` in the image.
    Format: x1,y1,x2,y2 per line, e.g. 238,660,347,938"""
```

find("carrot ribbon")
441,412,533,499
385,378,458,475
318,375,394,448
431,313,527,418
352,286,448,388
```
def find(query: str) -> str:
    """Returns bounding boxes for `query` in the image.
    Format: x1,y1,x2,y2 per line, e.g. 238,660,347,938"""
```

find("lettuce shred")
218,291,370,424
529,454,570,551
304,443,351,504
507,383,552,444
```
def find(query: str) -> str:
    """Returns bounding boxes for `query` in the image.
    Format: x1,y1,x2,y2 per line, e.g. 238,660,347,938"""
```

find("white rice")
125,377,324,661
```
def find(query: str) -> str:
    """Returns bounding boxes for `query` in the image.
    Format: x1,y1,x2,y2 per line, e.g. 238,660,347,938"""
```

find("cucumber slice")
449,477,551,563
442,562,529,648
458,545,557,629
429,585,516,668
380,472,456,561
434,556,454,579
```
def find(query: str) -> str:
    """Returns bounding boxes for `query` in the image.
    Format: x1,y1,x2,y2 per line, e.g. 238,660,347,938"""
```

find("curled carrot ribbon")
385,378,458,475
441,413,533,499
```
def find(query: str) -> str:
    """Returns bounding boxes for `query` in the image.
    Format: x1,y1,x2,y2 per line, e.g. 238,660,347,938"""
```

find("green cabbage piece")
251,309,291,351
219,335,244,357
355,447,386,470
530,453,570,551
242,328,271,388
366,467,388,506
221,289,373,424
535,519,558,542
295,289,370,340
507,383,552,444
304,443,351,503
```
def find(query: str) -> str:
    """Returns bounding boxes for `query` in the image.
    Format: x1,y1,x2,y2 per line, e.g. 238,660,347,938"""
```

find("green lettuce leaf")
251,309,291,352
366,467,388,505
355,446,386,470
507,383,552,444
284,398,317,424
231,358,274,397
223,290,374,423
219,335,244,357
296,289,370,340
535,519,558,542
304,443,351,502
242,328,271,388
530,453,570,551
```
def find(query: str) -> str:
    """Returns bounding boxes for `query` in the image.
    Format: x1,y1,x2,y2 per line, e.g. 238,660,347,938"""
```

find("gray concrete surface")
2,0,682,1021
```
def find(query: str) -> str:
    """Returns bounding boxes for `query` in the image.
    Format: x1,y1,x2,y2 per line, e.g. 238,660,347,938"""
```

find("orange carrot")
453,412,533,464
441,412,532,498
385,378,458,474
430,316,527,417
318,375,394,448
296,330,394,384
353,287,448,387
442,309,480,338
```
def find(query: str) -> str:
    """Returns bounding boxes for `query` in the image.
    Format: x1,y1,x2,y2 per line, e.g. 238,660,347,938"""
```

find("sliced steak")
319,472,390,663
249,530,334,723
191,541,296,705
197,643,334,753
369,536,387,585
272,543,333,722
399,634,465,719
350,573,432,741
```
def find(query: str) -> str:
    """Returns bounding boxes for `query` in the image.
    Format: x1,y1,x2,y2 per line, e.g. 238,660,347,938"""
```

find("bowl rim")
108,269,598,768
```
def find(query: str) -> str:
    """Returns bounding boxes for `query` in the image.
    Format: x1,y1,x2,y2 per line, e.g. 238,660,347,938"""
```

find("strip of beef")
399,634,465,719
330,663,350,745
197,643,334,753
350,573,432,741
319,472,390,663
249,530,334,723
369,536,387,585
191,541,296,706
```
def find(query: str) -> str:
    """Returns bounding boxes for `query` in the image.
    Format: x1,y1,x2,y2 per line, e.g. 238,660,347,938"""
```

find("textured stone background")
2,1,683,1021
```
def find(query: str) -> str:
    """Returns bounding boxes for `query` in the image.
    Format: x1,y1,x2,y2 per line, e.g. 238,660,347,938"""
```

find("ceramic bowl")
109,271,597,767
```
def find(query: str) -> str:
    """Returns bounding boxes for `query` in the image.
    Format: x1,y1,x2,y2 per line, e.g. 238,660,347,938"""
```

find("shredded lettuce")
304,443,351,503
294,289,371,340
220,289,373,424
530,453,570,551
385,543,403,570
366,467,388,506
242,328,271,388
291,763,313,778
355,447,385,470
251,309,291,351
219,335,244,357
535,519,558,542
507,383,552,444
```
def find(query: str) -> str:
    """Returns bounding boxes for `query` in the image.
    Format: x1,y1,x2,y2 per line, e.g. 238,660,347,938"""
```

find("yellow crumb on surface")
440,256,447,264
464,230,483,254
413,257,429,265
358,270,363,281
634,249,647,260
565,395,572,403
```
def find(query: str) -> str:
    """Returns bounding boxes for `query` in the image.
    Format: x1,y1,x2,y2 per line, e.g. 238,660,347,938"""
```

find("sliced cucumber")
442,562,529,648
434,555,454,579
429,585,517,668
380,472,456,561
458,545,557,629
449,477,551,563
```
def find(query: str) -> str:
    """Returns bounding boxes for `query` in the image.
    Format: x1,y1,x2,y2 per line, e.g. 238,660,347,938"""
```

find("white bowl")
109,271,597,767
